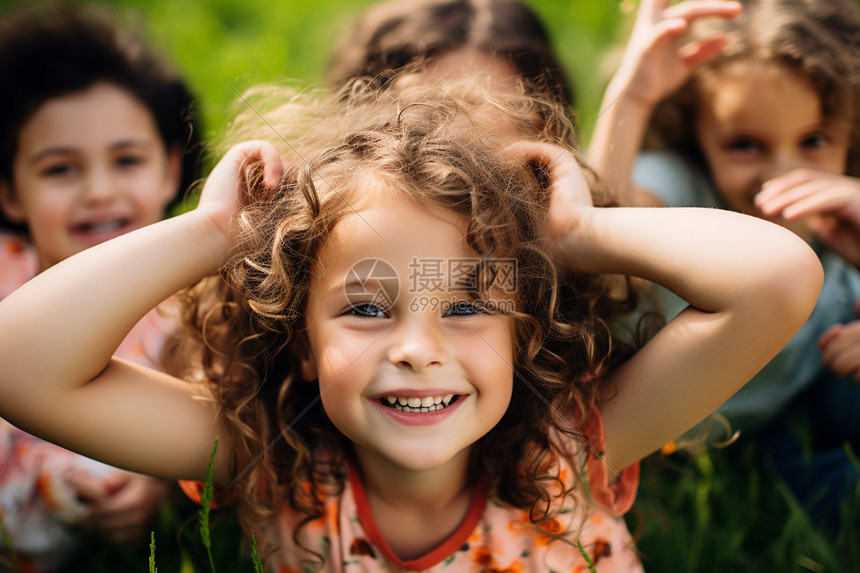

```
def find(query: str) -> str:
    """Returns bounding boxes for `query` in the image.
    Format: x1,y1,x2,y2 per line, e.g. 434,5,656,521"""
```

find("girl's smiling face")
301,193,515,474
695,59,850,218
0,82,179,270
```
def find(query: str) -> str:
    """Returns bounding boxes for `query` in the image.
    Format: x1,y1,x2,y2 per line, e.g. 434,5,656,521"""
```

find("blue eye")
345,303,389,318
442,300,488,317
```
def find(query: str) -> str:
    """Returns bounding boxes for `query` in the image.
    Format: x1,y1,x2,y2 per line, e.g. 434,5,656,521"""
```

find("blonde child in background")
589,0,860,529
0,4,202,570
0,74,821,570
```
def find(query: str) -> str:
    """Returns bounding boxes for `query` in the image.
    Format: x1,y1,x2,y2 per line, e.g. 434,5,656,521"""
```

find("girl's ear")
294,331,318,381
0,182,27,223
161,145,183,206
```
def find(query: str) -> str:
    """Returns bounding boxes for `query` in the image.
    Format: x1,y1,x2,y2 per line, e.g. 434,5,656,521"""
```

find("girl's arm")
519,143,822,472
0,142,284,483
586,0,740,205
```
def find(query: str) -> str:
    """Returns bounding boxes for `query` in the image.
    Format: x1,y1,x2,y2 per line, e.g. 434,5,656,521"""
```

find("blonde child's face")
301,191,516,474
695,59,850,219
0,82,179,270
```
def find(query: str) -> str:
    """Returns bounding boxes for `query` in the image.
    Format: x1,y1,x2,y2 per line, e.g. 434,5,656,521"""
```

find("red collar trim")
348,463,486,571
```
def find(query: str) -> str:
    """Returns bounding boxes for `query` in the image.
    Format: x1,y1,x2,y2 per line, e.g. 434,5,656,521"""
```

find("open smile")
379,394,461,413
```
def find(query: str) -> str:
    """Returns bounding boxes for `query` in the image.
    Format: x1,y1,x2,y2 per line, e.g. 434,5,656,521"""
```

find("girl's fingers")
639,0,674,24
780,186,858,220
503,141,592,238
822,340,860,379
756,173,850,217
757,169,825,203
819,321,860,364
662,0,742,23
679,34,729,69
65,470,109,502
818,323,843,351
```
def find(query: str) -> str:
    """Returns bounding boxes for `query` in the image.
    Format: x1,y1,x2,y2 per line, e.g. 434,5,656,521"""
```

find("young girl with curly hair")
0,78,821,571
589,0,860,530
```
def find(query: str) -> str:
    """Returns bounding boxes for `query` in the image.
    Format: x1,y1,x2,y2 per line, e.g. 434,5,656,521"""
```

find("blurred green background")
0,0,634,148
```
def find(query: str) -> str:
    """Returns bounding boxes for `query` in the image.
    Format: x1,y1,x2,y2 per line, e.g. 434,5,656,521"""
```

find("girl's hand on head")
506,141,593,256
756,170,860,269
612,0,741,108
197,140,285,243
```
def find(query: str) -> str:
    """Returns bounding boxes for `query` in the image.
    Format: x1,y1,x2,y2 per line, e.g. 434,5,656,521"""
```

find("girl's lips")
69,217,135,244
371,394,467,426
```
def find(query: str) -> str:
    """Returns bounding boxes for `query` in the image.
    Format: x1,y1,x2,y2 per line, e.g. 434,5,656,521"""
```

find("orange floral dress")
184,406,643,572
0,232,174,572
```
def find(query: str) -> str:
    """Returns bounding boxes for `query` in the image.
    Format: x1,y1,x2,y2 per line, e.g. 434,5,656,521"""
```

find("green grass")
629,442,860,572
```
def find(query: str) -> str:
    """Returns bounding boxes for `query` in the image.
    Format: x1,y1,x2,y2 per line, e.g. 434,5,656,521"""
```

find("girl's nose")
80,166,117,203
768,150,807,181
387,316,448,372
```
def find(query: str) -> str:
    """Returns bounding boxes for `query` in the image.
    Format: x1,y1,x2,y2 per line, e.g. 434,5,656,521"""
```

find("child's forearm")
0,210,226,425
565,206,823,470
563,206,817,315
586,87,655,206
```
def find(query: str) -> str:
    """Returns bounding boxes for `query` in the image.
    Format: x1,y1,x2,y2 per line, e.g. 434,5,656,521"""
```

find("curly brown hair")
649,0,860,177
163,77,641,562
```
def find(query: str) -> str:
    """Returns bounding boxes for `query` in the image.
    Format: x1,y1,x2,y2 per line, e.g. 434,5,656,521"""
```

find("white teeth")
381,394,460,413
84,220,123,233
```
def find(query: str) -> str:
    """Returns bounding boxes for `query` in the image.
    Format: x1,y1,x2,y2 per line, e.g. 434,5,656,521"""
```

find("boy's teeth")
381,394,459,413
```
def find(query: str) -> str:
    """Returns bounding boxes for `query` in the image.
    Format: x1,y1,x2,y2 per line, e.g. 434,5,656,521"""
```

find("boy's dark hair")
329,0,575,108
0,3,203,232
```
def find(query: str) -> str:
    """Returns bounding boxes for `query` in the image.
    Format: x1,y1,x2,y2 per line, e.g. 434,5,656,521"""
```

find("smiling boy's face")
0,82,179,270
300,191,516,475
695,59,850,219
